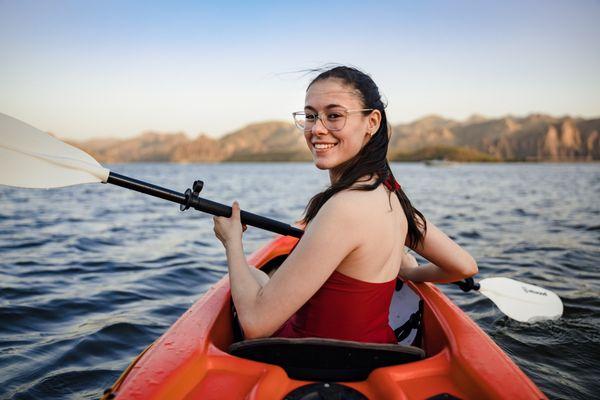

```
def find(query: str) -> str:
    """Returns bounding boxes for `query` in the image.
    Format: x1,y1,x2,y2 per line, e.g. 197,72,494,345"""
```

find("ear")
367,109,382,134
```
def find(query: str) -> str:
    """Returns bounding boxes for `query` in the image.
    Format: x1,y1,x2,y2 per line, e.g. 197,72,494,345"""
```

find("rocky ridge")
68,114,600,162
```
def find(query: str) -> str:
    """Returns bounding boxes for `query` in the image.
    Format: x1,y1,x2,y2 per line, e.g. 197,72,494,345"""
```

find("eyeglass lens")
295,110,347,131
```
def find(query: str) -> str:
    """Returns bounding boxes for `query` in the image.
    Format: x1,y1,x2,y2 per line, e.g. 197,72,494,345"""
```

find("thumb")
231,201,241,221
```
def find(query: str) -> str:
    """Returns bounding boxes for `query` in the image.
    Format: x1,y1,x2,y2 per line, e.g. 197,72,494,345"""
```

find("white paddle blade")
0,113,109,188
479,277,563,323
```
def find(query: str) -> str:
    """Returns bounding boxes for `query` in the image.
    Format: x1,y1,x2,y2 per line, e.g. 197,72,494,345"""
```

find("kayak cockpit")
225,252,427,382
229,337,425,381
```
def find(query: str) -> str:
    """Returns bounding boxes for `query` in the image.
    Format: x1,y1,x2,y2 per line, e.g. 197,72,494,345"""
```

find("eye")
327,113,343,120
305,114,317,121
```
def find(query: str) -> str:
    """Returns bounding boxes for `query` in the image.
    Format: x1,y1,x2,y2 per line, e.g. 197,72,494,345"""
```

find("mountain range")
66,114,600,162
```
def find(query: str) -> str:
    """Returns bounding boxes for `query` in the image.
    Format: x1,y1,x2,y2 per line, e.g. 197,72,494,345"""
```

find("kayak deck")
104,235,546,399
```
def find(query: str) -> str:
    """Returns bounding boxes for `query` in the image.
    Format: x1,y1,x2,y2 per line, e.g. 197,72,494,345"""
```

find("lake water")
0,162,598,399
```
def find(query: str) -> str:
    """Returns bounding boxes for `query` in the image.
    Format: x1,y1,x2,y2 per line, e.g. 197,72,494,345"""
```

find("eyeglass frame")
292,108,374,132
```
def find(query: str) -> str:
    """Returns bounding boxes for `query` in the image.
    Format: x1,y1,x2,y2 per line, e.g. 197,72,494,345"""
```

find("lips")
312,142,338,151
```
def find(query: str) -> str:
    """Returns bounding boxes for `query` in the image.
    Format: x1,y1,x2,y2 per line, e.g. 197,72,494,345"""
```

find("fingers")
212,202,245,245
406,254,418,268
400,250,418,269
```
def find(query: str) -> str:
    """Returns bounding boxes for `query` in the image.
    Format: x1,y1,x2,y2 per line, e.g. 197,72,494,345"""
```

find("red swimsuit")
272,270,397,344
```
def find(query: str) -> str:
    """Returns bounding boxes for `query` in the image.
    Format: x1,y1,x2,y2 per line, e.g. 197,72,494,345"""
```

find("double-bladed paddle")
0,112,563,323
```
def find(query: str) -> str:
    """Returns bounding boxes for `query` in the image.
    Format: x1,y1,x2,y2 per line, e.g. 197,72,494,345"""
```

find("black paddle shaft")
106,172,304,238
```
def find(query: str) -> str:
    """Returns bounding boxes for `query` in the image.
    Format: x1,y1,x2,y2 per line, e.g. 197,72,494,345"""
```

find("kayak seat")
228,337,425,381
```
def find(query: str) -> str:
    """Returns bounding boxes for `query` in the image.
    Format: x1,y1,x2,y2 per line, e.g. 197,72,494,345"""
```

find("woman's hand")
398,249,418,280
213,201,247,248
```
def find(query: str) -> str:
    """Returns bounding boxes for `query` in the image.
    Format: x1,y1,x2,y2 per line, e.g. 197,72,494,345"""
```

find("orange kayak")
103,235,546,399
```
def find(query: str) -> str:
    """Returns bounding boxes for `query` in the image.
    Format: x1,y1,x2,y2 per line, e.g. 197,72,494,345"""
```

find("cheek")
342,131,363,148
304,132,311,145
342,121,365,143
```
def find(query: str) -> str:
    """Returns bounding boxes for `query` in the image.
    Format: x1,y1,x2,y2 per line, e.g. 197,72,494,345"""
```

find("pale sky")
1,0,599,140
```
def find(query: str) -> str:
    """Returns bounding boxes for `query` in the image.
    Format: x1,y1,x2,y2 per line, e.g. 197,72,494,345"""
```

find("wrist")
399,267,413,280
225,238,243,254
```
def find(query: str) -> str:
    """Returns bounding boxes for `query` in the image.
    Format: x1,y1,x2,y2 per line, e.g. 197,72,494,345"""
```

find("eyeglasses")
292,108,374,132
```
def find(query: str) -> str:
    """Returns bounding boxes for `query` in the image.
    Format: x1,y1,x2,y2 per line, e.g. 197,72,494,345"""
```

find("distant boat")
424,159,461,167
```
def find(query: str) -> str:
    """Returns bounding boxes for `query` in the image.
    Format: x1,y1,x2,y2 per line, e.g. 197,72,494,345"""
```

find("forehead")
305,79,363,109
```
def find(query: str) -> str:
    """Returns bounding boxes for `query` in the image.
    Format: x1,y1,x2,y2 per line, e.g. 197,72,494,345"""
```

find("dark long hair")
300,66,426,248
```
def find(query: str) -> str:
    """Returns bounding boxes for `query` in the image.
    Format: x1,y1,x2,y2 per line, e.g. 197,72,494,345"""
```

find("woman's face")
303,78,380,172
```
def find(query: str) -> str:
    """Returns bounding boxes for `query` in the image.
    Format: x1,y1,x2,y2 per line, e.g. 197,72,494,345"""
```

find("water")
0,162,598,399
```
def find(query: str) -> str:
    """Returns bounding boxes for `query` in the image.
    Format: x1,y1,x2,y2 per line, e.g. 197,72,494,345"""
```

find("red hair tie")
383,175,401,191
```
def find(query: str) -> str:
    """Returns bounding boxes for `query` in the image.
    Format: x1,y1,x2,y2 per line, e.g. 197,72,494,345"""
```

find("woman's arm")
213,195,362,339
400,219,478,283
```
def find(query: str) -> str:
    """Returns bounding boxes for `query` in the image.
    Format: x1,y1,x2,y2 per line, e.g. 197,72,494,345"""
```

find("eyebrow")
304,104,346,111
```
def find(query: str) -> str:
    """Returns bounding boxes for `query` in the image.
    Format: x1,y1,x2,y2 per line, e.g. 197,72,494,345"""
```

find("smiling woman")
212,65,478,342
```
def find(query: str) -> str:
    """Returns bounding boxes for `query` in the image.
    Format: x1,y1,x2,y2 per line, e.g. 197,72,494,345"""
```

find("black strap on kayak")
394,299,424,346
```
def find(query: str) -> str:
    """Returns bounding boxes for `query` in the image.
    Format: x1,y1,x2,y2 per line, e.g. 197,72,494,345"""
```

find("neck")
329,168,342,185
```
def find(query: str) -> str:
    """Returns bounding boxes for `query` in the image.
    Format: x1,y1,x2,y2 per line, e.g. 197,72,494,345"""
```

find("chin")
312,156,338,170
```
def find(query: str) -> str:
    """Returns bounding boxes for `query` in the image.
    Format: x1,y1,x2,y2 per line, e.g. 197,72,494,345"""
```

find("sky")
0,0,599,140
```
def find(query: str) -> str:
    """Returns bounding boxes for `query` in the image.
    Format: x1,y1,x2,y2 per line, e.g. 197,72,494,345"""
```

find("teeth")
314,143,337,149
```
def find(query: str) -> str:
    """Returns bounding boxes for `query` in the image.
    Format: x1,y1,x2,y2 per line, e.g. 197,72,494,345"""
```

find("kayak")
102,235,546,400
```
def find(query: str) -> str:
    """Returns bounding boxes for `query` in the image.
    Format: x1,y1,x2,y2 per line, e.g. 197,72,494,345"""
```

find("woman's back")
333,179,407,284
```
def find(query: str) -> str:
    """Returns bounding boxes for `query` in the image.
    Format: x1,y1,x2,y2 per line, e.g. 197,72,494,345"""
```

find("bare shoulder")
313,187,388,226
300,190,368,251
326,188,376,212
341,185,398,210
310,190,364,225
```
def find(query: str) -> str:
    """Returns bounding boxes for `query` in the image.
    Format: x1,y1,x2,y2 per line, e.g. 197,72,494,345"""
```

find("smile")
313,143,338,151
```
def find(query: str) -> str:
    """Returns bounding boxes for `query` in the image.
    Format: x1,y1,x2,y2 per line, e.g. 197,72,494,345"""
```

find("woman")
213,66,477,343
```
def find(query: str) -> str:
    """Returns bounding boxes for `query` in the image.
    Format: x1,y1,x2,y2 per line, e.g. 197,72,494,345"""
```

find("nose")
311,116,328,136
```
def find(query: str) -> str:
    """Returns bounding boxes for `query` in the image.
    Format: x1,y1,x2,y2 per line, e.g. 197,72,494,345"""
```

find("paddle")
0,112,563,323
0,112,303,238
453,276,563,322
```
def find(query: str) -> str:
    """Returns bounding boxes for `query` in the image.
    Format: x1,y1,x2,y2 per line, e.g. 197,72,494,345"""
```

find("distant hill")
390,114,600,161
68,114,600,162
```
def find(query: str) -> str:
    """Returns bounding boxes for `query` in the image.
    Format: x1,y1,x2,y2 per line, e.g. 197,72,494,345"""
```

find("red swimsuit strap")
383,175,401,191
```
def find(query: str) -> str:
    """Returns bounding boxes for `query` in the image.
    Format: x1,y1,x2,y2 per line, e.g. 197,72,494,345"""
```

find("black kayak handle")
453,277,480,292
